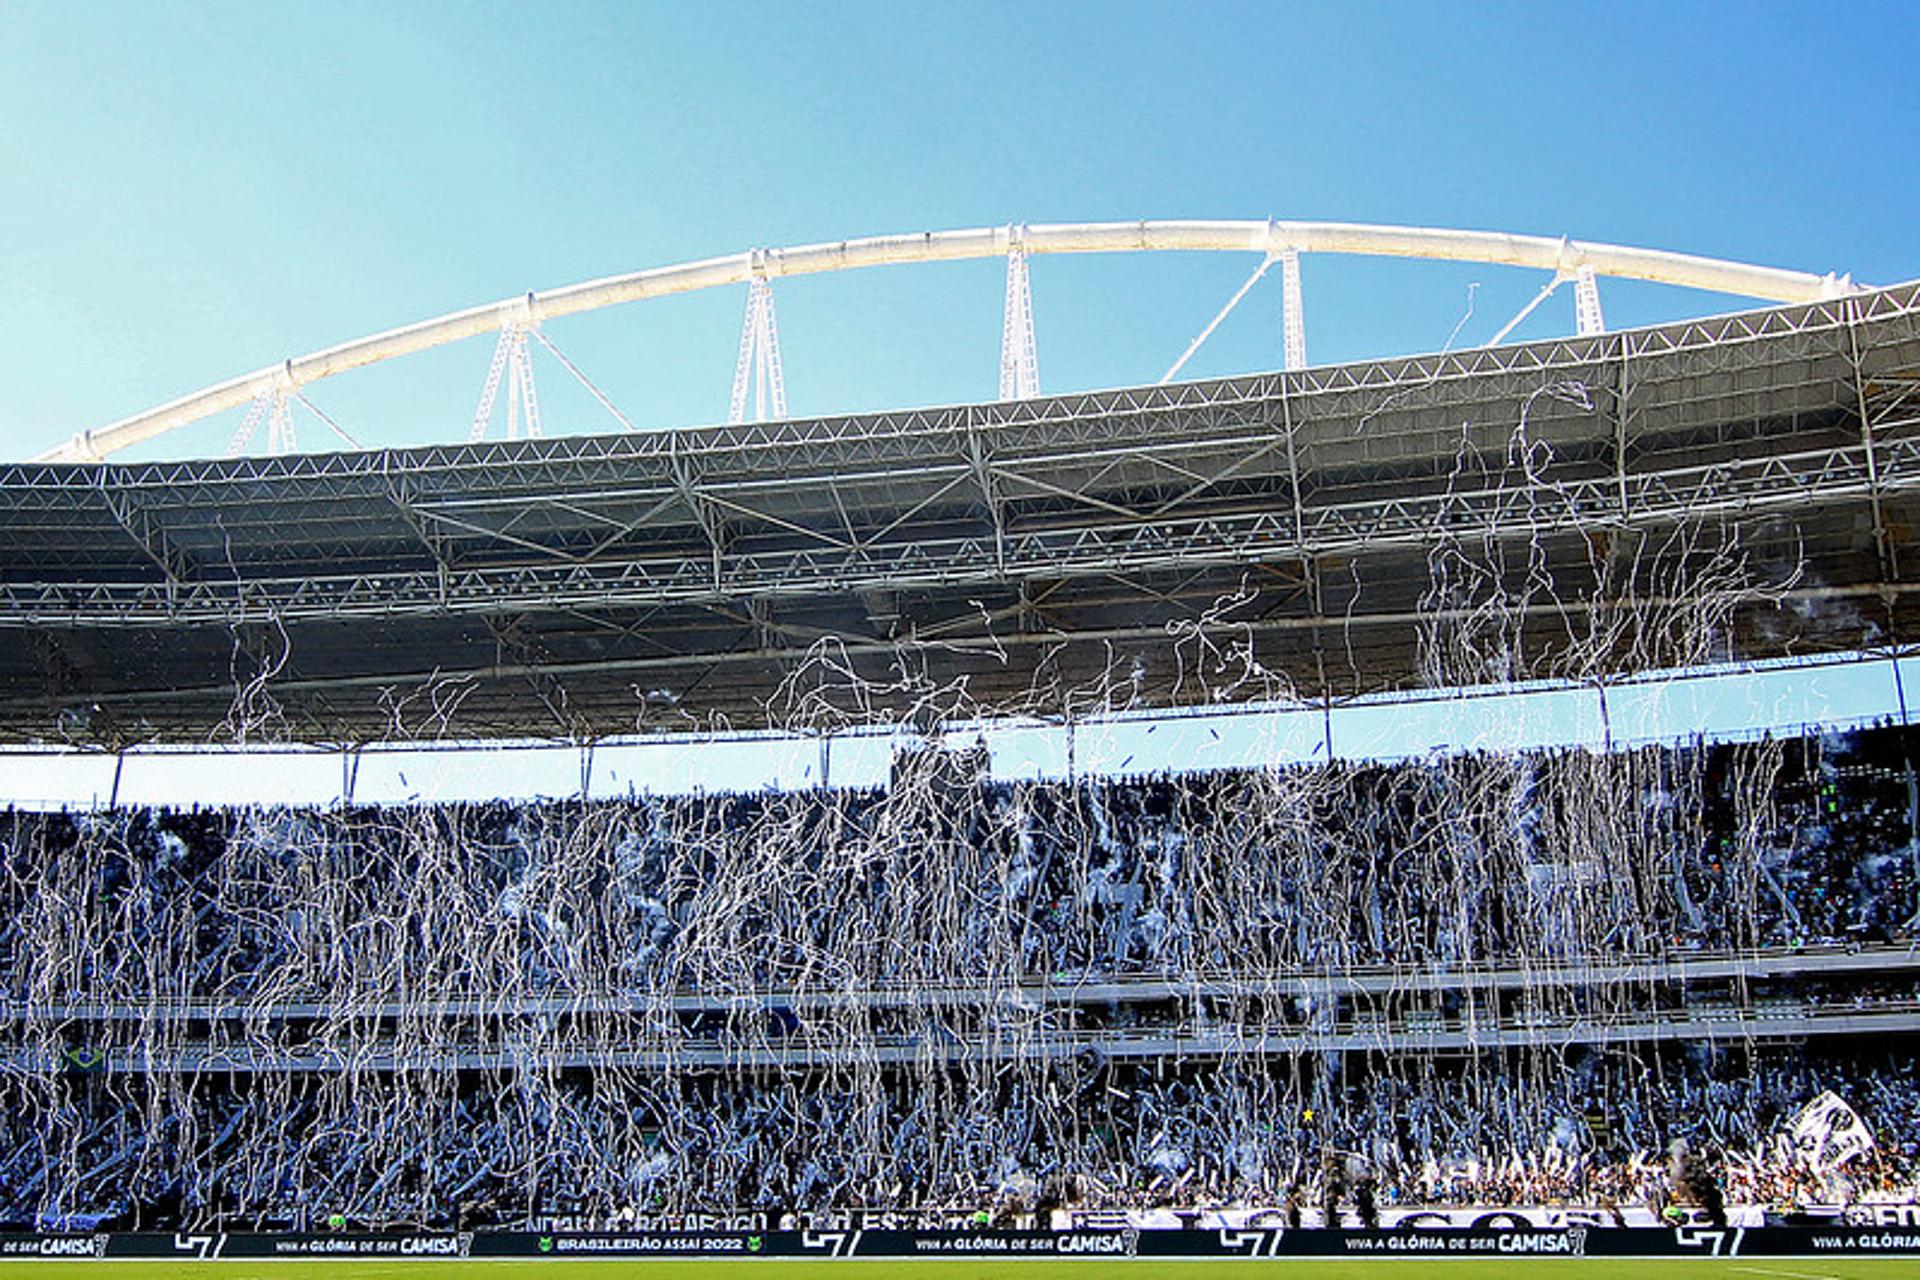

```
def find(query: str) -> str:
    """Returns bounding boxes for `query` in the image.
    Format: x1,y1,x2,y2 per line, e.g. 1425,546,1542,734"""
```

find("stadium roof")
3,283,1918,745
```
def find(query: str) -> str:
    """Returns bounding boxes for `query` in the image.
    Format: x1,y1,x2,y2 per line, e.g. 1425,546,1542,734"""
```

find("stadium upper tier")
2,281,1918,742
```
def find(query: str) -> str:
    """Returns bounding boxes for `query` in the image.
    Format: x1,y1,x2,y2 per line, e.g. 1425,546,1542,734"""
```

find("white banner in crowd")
1790,1091,1877,1173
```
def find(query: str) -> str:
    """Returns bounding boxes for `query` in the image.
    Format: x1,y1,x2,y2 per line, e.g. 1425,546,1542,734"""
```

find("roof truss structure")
3,285,1918,744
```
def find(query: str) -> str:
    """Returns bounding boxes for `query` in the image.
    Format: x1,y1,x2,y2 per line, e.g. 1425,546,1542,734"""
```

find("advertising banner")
2,1225,1918,1259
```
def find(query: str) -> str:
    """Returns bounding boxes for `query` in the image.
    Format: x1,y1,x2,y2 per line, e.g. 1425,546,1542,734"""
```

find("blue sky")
2,1,1916,461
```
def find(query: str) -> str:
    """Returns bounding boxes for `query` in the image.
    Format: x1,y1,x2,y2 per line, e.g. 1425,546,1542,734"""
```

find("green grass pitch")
0,1262,1912,1279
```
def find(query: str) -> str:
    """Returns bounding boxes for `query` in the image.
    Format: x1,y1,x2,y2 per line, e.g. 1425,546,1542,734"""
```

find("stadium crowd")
1,729,1915,1004
0,1047,1914,1230
0,725,1915,1229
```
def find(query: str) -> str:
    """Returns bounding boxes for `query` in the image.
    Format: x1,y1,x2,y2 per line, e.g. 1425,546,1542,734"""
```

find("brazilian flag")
61,1046,106,1073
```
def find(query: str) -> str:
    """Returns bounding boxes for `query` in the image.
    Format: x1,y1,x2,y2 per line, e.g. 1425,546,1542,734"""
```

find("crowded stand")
0,723,1916,1230
0,1047,1915,1231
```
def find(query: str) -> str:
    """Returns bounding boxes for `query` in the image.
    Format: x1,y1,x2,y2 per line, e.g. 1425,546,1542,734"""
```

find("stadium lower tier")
0,1043,1915,1230
0,725,1917,1228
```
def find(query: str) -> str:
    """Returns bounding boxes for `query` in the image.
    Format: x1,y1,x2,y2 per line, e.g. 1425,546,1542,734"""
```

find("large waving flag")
1789,1091,1876,1172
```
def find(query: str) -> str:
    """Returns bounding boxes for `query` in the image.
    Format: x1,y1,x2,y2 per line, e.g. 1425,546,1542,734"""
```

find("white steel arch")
37,218,1863,464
